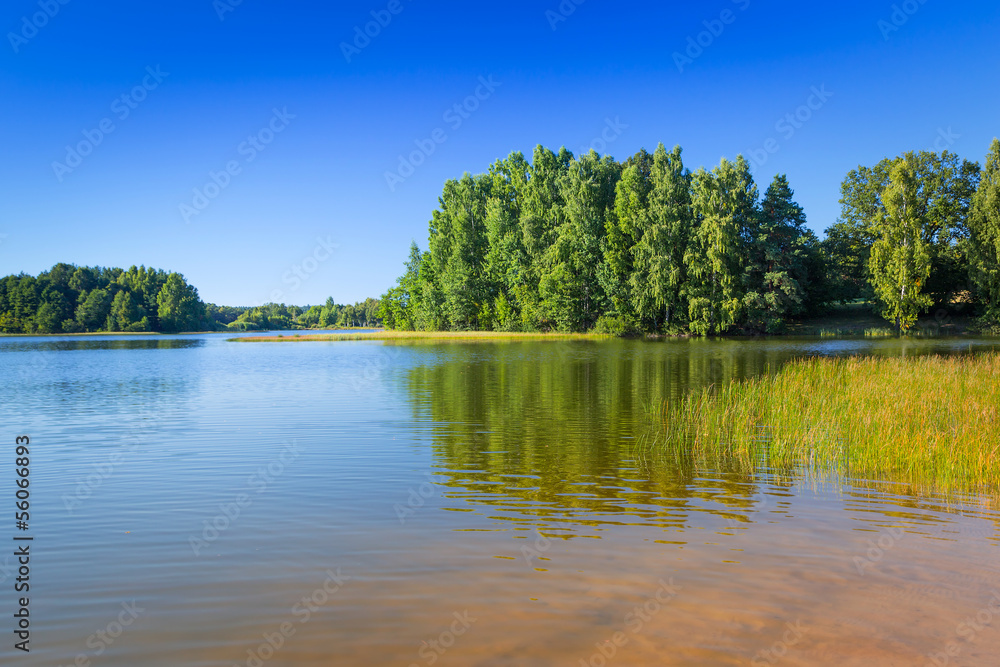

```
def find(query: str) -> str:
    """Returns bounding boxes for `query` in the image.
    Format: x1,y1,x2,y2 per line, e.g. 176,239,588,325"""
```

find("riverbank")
232,330,612,342
647,352,1000,495
787,301,981,336
232,303,994,342
0,326,381,338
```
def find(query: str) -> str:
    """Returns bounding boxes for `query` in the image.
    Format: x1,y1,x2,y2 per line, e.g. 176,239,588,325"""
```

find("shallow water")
2,333,999,665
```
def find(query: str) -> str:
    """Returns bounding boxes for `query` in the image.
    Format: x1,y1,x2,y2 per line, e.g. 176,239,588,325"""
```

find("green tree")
743,175,818,332
109,290,148,332
631,144,692,331
35,284,74,333
685,157,756,335
517,146,572,329
318,297,339,328
76,288,112,332
538,150,620,331
379,242,424,330
156,273,203,333
69,267,100,294
602,150,652,323
483,153,531,330
968,138,1000,319
831,151,980,307
428,174,491,329
868,157,934,331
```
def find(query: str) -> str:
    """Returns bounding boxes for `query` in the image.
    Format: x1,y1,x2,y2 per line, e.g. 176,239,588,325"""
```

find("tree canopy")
382,140,998,334
382,143,825,335
0,264,382,334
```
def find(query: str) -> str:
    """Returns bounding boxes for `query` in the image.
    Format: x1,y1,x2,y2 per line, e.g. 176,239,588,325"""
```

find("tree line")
379,139,1000,334
0,263,382,334
226,297,381,331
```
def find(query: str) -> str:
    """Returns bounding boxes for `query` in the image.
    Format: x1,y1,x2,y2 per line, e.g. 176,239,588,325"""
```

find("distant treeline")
0,264,382,334
226,298,382,331
379,139,1000,334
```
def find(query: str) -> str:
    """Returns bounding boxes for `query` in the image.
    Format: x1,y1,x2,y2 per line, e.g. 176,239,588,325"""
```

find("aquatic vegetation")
863,327,896,338
649,353,1000,495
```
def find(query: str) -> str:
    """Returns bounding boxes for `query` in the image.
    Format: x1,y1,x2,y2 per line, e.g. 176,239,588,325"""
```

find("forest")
4,139,997,337
0,264,382,334
379,139,1000,334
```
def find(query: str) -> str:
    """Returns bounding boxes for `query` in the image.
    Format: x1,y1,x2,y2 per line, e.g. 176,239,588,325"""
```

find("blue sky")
2,0,998,306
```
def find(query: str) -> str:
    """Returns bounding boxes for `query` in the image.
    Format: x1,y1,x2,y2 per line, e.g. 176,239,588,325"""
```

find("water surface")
2,333,999,666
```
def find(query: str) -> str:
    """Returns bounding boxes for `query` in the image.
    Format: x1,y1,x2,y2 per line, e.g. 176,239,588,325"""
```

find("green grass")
231,330,613,343
646,353,1000,496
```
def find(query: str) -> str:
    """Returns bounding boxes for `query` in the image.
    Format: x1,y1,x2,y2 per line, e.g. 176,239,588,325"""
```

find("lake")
2,333,1000,666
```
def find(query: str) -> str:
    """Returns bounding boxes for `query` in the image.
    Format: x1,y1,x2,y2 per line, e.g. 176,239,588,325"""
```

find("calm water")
2,333,1000,666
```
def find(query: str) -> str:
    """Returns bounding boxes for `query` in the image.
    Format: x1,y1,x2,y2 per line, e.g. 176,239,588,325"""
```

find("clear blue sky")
2,0,998,306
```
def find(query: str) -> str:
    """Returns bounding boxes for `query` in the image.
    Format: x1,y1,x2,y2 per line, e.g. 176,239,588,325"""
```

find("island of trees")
379,139,1000,335
4,139,997,337
0,264,381,334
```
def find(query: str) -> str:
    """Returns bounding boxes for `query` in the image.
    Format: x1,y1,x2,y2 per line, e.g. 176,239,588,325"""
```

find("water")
2,333,999,666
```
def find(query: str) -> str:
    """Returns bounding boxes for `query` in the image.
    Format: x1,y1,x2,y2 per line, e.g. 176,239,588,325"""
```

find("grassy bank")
648,353,1000,495
232,330,613,342
787,301,980,336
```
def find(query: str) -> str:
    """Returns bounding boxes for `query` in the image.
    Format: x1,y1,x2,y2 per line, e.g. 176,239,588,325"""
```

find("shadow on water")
0,337,205,353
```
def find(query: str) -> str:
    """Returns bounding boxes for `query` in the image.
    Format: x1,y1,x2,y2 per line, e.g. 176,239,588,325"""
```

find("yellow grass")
648,353,1000,496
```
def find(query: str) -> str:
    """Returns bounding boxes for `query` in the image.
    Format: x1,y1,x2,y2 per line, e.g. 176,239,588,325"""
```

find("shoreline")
231,331,612,343
0,327,383,338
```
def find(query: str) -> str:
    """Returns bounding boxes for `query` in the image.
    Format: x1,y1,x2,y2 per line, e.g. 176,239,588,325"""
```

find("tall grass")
232,330,613,343
649,353,1000,495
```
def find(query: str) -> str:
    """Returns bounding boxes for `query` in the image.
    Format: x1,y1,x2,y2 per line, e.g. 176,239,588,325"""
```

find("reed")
649,353,1000,495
